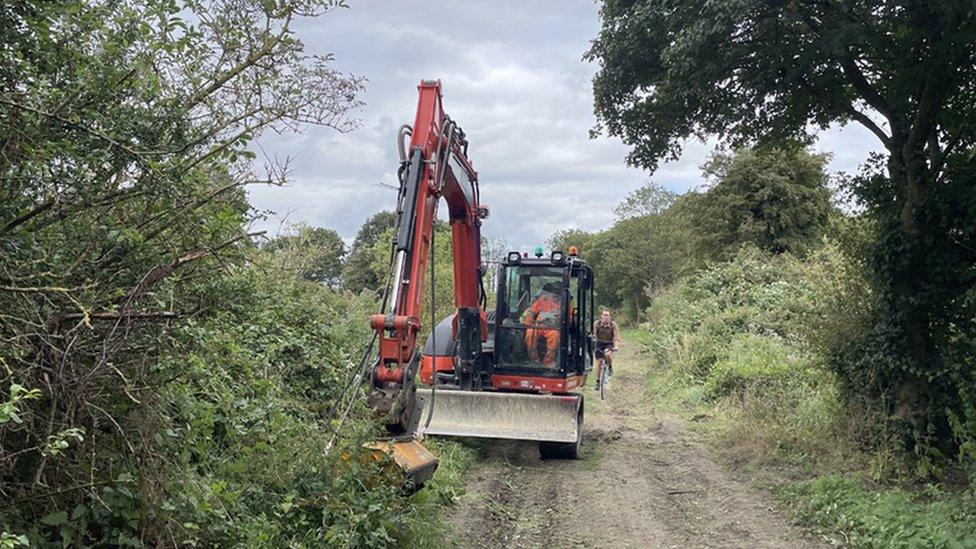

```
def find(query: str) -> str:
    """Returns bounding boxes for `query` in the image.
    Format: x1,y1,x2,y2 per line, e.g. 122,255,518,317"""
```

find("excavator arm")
368,80,488,434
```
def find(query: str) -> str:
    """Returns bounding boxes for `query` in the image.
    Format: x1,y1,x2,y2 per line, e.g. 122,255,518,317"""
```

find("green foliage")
264,224,347,285
0,533,29,549
588,0,976,460
553,183,692,320
848,160,976,461
546,228,592,255
137,246,418,546
40,428,85,458
28,476,142,547
705,334,815,399
640,228,975,537
0,0,429,544
587,1,975,173
0,384,40,425
367,222,456,338
342,211,396,293
642,246,856,468
613,181,677,219
398,440,479,547
550,147,832,322
690,148,833,259
589,210,692,319
11,241,439,547
782,476,976,548
647,246,818,354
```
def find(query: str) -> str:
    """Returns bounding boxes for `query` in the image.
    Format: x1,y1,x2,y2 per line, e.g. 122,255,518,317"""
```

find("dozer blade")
414,388,581,443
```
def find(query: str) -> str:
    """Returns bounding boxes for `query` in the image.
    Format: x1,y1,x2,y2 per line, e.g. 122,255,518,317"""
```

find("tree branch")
905,72,948,166
185,11,292,110
0,284,90,294
838,55,896,130
841,103,891,148
0,196,56,236
118,231,259,310
0,97,146,161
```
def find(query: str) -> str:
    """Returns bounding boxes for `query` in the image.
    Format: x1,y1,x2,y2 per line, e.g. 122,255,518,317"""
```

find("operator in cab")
594,309,621,390
522,281,563,365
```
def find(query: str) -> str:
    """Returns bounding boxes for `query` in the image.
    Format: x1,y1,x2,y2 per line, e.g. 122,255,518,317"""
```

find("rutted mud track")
447,345,823,548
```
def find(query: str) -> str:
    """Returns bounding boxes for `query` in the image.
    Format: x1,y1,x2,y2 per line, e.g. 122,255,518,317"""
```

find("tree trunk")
886,149,936,435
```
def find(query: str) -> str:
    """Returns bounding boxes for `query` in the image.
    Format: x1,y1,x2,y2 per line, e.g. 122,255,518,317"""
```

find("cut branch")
62,311,179,321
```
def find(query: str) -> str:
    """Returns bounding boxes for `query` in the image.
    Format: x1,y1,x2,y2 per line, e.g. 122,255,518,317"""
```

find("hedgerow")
640,243,976,543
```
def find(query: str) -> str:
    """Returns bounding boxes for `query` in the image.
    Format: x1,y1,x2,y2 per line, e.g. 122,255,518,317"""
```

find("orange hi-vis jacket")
522,291,561,365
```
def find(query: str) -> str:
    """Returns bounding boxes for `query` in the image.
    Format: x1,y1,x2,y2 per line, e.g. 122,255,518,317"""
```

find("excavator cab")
492,250,594,388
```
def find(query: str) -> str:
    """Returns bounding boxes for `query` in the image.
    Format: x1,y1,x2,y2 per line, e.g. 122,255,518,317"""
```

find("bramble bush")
642,245,855,469
0,1,476,545
5,238,451,547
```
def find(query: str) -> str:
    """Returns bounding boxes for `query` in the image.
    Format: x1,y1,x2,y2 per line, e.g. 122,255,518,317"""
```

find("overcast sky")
249,1,881,251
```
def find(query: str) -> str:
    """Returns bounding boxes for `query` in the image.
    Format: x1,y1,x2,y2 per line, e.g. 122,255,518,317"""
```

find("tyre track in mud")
447,344,824,548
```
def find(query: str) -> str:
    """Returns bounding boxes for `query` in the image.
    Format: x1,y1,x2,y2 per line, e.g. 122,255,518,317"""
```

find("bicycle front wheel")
599,359,607,400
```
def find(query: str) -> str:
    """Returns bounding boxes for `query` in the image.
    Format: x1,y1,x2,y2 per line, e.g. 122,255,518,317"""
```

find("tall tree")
342,211,395,292
613,181,677,219
586,206,692,320
691,147,832,259
547,228,593,255
264,225,347,285
588,0,976,453
550,182,692,320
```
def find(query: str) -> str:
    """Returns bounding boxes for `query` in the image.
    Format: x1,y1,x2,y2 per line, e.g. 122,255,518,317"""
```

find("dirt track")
447,344,823,548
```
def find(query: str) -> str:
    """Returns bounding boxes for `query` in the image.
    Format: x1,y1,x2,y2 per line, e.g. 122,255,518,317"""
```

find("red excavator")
366,80,595,488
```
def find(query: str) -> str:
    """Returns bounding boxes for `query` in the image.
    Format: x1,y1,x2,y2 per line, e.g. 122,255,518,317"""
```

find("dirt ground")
446,344,825,548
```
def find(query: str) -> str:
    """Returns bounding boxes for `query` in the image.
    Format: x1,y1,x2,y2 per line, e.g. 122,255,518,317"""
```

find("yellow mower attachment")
362,438,439,494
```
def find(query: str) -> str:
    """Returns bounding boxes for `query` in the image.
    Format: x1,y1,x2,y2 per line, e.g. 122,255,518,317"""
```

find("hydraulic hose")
397,125,412,163
424,215,437,431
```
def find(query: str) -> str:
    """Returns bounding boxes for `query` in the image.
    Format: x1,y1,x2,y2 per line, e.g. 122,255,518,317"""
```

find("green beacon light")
533,246,544,258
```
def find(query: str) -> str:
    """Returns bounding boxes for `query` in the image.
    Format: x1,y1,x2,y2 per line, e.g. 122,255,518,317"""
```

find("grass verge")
398,439,479,547
779,476,976,547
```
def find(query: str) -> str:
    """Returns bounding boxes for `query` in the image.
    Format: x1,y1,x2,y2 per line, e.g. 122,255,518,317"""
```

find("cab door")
564,264,593,375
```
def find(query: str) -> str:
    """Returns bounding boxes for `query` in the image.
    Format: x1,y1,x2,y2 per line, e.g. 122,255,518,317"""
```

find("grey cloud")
250,1,880,252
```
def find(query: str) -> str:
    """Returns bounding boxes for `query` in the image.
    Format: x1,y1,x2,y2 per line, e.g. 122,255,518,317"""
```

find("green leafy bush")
5,236,469,547
782,475,976,548
645,246,818,382
642,246,855,468
705,334,816,399
642,231,976,539
139,252,422,547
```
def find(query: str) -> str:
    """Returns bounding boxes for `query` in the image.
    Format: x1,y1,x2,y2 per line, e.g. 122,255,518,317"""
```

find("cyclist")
593,309,621,391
